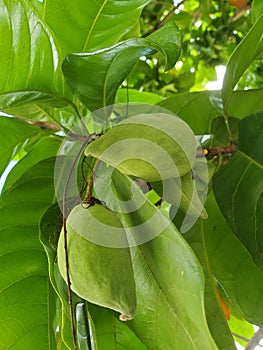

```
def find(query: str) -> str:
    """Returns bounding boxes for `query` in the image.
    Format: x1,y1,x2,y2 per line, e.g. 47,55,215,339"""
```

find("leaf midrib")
82,0,108,52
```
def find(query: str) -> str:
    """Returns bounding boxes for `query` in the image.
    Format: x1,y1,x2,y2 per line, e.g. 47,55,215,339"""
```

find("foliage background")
0,0,263,349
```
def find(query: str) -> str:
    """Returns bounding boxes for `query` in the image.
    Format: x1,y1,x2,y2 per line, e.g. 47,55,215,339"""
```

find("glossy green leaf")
222,13,263,112
62,21,181,111
108,170,218,350
0,0,149,93
213,113,263,268
31,0,150,55
227,89,263,119
229,316,254,347
0,1,62,95
0,91,72,121
204,193,263,327
181,219,236,350
0,158,58,349
116,88,162,104
3,136,62,191
0,0,149,115
158,89,263,134
0,91,69,110
76,303,92,350
0,116,42,175
1,103,70,126
251,0,263,22
158,91,220,133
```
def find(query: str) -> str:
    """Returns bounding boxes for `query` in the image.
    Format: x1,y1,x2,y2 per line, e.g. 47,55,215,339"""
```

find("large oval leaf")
181,218,236,350
213,113,263,268
222,13,263,112
158,89,263,134
0,116,43,176
0,158,58,349
0,1,61,94
0,0,149,117
205,193,263,327
32,0,150,54
62,21,181,111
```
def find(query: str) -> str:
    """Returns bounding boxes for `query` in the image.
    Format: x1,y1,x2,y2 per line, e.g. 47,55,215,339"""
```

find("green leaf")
158,89,263,134
213,112,263,268
76,303,92,350
0,116,42,175
222,13,263,112
109,170,218,349
227,89,263,119
62,21,181,111
0,1,63,95
0,91,69,110
0,158,58,349
88,304,147,350
204,193,263,327
32,0,150,55
182,219,236,350
3,136,62,191
210,117,239,147
0,0,149,111
158,91,222,134
229,316,254,347
251,0,263,22
0,91,73,121
116,88,162,104
40,201,85,350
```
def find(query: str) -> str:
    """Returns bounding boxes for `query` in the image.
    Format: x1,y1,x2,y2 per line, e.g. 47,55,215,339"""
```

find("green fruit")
57,204,136,320
85,113,196,182
151,172,207,221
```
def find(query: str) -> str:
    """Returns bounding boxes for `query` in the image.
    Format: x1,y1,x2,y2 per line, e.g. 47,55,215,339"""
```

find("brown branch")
33,120,61,131
13,115,62,132
24,118,98,143
201,144,238,157
148,0,186,35
245,328,263,350
67,132,90,142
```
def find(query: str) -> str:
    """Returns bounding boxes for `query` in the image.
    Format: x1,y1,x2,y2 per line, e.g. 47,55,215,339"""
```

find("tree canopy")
0,1,263,349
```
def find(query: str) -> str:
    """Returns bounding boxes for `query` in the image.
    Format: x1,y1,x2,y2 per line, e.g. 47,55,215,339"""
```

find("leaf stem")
223,112,235,144
62,137,93,350
83,159,100,203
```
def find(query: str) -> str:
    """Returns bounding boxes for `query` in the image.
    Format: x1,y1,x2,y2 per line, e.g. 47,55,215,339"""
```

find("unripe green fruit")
151,172,207,220
85,113,196,182
57,204,136,320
